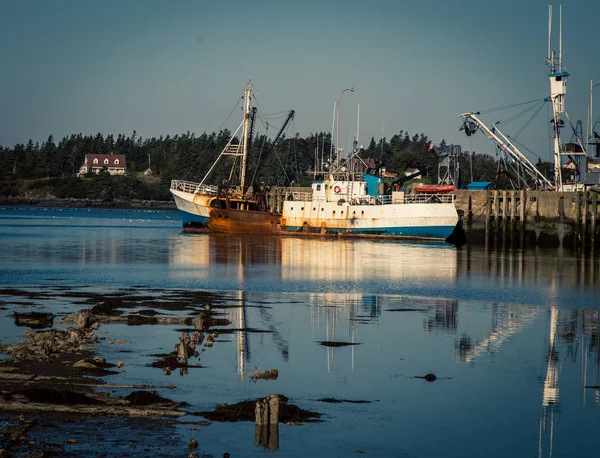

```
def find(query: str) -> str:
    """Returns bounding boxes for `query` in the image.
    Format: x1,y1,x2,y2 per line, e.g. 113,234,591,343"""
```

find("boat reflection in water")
168,234,600,455
168,235,460,372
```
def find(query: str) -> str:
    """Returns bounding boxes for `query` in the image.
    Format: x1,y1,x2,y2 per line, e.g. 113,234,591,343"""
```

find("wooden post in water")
485,191,493,247
519,190,526,249
583,192,589,253
467,195,473,237
493,191,501,247
500,191,507,248
575,192,582,251
591,192,598,253
510,191,517,247
255,394,279,450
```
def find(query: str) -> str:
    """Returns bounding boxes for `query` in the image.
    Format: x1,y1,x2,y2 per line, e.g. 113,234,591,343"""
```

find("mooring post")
591,192,598,253
467,195,473,237
583,192,589,253
255,395,280,450
493,191,500,247
509,191,517,247
575,192,582,251
501,191,508,248
519,190,526,249
268,394,280,450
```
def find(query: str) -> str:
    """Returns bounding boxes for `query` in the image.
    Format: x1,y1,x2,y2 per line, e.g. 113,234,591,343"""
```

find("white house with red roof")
78,154,127,176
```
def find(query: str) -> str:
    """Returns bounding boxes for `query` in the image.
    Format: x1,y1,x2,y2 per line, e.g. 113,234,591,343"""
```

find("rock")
188,439,199,449
249,367,279,382
73,360,98,369
77,310,93,329
204,335,214,348
423,373,437,382
13,312,54,329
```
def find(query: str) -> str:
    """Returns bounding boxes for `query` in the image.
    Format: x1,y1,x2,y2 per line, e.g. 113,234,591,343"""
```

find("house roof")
84,154,127,168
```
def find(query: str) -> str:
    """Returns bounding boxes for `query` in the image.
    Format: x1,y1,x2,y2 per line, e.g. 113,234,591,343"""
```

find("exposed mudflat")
0,286,322,457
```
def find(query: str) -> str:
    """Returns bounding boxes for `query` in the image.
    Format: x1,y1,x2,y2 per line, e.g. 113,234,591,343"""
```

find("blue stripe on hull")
178,210,209,226
281,225,455,240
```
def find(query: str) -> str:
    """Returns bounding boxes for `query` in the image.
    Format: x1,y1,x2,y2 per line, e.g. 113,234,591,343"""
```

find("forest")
0,127,521,202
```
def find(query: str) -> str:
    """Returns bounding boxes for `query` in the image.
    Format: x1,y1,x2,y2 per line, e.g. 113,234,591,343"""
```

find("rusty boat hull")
171,188,281,234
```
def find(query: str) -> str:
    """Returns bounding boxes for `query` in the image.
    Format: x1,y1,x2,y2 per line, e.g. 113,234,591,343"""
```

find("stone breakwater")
454,189,600,250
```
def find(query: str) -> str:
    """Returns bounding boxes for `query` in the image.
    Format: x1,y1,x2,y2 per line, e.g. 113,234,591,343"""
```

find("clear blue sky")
1,0,599,165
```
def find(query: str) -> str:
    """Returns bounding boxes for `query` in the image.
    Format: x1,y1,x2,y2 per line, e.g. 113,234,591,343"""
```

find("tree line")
0,128,511,200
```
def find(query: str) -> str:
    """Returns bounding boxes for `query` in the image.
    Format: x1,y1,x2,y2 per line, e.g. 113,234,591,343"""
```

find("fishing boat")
280,156,459,240
170,80,459,241
170,80,283,233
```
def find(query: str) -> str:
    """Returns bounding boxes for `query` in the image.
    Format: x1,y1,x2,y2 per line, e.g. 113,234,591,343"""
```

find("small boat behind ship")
170,80,459,241
414,184,456,194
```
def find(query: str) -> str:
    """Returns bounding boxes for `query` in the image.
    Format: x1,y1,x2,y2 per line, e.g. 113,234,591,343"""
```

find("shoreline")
0,197,177,210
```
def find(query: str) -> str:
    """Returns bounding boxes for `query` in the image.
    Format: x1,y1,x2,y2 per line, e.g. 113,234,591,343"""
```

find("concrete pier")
454,190,600,250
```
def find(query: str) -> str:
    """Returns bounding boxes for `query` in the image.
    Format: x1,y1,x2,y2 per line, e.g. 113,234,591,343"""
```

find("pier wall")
454,190,600,250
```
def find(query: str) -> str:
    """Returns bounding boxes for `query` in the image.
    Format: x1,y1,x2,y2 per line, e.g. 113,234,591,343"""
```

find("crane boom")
459,112,553,189
272,110,295,147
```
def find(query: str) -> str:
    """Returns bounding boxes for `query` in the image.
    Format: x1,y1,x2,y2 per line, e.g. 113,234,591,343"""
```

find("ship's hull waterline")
172,189,458,241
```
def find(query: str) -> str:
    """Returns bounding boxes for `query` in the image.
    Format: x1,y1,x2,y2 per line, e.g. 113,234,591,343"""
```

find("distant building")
78,154,127,176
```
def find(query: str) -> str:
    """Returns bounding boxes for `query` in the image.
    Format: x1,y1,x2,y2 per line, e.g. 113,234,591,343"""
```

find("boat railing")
280,190,454,205
171,180,219,196
348,195,390,205
404,194,454,204
291,192,314,201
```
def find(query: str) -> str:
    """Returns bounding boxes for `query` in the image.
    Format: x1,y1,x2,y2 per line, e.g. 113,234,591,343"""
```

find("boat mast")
546,5,567,191
240,80,252,191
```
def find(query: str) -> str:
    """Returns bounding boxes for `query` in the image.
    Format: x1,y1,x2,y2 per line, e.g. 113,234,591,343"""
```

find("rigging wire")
476,97,548,115
252,91,295,185
511,100,549,140
495,99,548,132
181,94,244,180
249,125,269,186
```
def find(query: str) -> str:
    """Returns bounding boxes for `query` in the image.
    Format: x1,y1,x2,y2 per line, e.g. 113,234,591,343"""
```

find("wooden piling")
583,192,589,253
591,192,598,252
519,190,526,249
501,191,508,248
255,395,280,450
575,192,582,251
485,191,493,247
493,190,500,245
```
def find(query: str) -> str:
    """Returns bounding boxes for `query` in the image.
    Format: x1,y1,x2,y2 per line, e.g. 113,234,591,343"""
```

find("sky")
1,0,599,166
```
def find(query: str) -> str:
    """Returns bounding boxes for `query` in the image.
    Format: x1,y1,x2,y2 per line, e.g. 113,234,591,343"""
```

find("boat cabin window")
316,184,321,191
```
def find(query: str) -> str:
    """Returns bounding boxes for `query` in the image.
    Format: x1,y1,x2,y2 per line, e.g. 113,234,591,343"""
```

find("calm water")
1,205,600,457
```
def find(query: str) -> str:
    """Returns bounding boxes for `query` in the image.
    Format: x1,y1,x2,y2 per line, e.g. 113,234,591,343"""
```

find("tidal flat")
1,206,600,457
